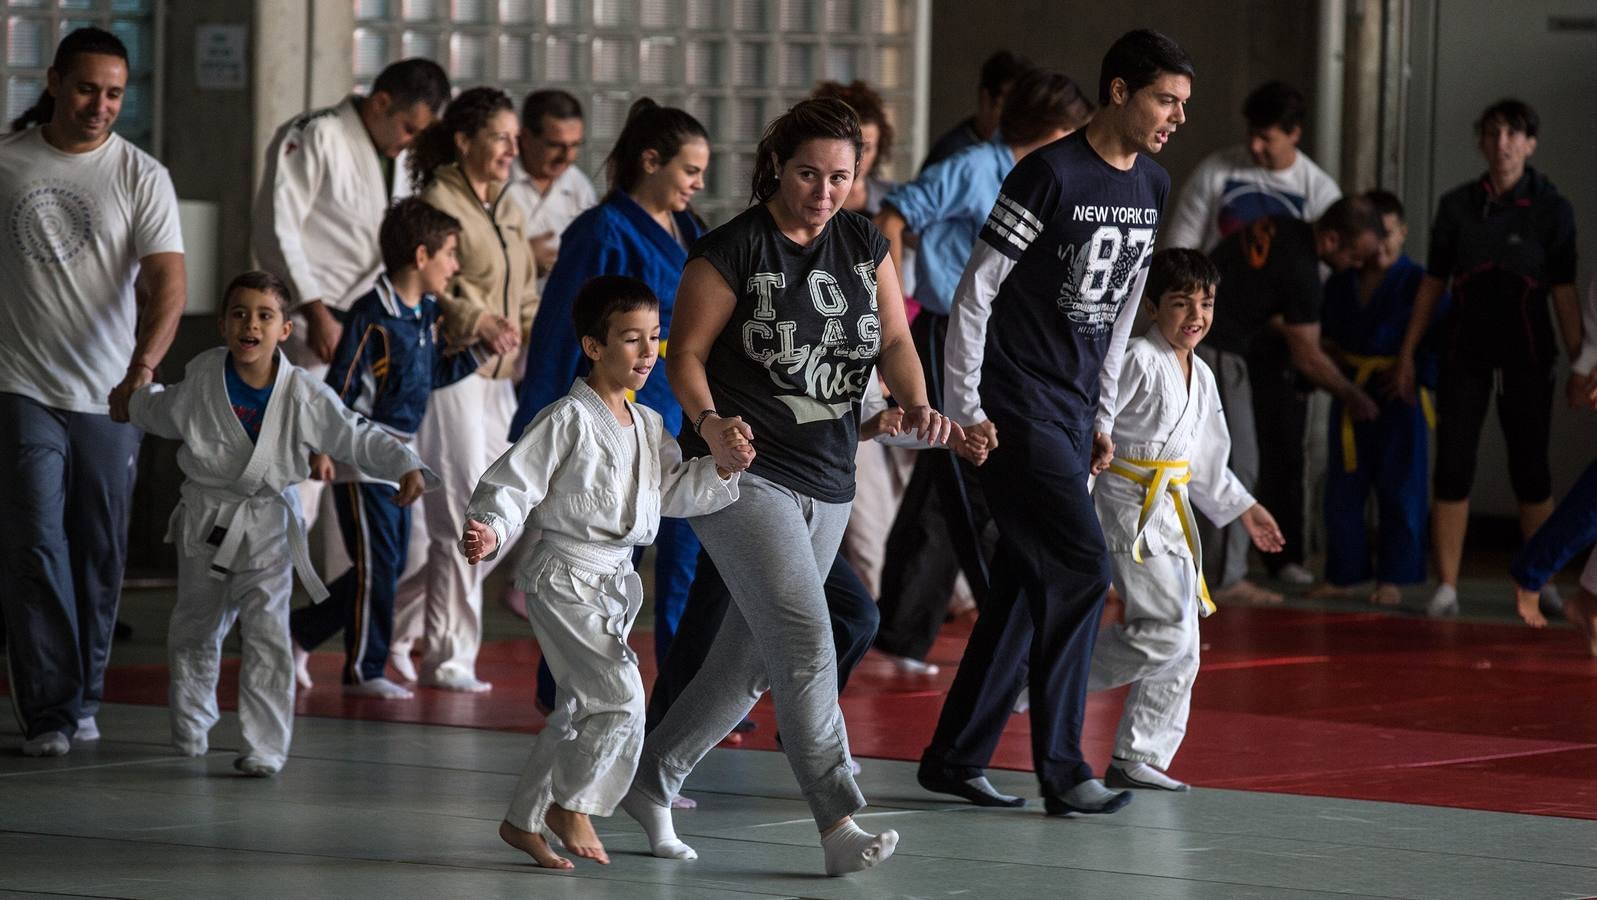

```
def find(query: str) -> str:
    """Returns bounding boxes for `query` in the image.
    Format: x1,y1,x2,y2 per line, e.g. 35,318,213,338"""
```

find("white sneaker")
22,731,69,757
75,716,101,742
883,653,939,676
389,652,418,683
421,670,492,693
1277,563,1315,586
1426,584,1460,618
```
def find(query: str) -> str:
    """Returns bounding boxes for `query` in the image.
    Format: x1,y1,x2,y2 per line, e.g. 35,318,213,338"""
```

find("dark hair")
1476,98,1539,139
9,27,128,133
1098,29,1195,107
1316,195,1386,243
371,58,451,113
999,68,1095,146
1242,81,1306,133
979,50,1032,99
572,275,659,345
811,80,894,166
1146,248,1219,307
380,198,462,274
522,89,583,130
604,98,709,195
223,270,293,315
408,86,515,189
750,98,864,204
1362,188,1405,223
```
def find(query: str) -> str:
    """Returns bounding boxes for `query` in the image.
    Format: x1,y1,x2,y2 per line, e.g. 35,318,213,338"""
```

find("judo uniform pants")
169,552,295,769
1511,456,1597,593
1324,396,1428,586
505,541,646,830
645,546,880,731
1194,348,1259,591
0,392,141,740
393,374,519,680
631,473,864,830
1087,552,1202,769
921,414,1110,795
290,481,410,683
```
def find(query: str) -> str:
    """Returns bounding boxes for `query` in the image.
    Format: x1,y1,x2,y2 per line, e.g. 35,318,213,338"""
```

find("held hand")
460,518,498,565
1517,586,1547,627
476,313,521,356
1241,503,1286,553
308,452,334,482
305,303,343,365
859,406,905,441
1344,387,1381,422
901,405,961,448
392,469,425,506
703,414,755,473
1566,371,1597,410
719,422,756,471
1090,431,1115,476
1390,355,1417,406
953,432,990,466
529,232,559,274
107,364,154,423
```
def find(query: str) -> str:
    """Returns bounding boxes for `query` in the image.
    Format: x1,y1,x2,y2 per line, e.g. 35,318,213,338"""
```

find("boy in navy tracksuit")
290,199,487,698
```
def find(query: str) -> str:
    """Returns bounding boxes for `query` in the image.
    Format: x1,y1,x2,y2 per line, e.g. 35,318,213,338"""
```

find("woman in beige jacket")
392,86,538,693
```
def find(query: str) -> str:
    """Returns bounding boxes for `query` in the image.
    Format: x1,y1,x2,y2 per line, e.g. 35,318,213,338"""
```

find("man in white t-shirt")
0,28,186,757
501,89,598,292
1161,81,1342,253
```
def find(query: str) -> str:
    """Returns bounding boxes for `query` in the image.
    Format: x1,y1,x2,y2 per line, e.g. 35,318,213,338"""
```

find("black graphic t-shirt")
680,204,889,503
978,130,1168,429
1206,215,1323,369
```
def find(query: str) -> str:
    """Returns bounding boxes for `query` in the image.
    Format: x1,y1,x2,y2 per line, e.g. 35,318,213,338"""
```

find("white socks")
75,716,101,742
621,790,697,860
821,820,899,876
292,642,313,689
1108,760,1190,792
389,651,418,683
1427,584,1459,618
22,731,69,757
422,671,492,693
345,678,413,700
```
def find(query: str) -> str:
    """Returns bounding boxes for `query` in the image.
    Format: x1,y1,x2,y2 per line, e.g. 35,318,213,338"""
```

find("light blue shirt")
883,140,1016,315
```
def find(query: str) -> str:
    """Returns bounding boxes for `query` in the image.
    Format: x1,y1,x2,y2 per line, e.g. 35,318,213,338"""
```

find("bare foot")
1517,587,1547,627
1214,579,1283,606
1368,583,1402,606
1561,590,1597,657
1307,583,1351,600
545,805,609,865
670,794,698,810
499,819,573,869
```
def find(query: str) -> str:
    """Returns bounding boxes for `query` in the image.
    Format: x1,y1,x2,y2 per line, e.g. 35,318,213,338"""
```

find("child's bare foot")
1561,590,1597,657
545,805,609,864
498,819,573,869
1214,579,1283,605
1368,583,1402,606
1517,587,1547,627
1307,583,1350,600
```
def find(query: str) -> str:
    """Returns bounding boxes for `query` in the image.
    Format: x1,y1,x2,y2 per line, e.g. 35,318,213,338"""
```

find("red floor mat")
20,606,1597,819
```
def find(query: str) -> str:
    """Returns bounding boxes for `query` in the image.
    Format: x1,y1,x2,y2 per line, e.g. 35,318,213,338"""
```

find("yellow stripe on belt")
1106,458,1215,616
1337,353,1435,473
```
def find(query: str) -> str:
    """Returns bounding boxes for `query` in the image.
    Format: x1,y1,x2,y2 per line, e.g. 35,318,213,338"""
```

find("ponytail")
11,26,128,133
603,98,709,196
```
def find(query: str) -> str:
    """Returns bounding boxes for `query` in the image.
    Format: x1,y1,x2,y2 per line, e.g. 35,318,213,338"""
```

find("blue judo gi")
511,192,705,707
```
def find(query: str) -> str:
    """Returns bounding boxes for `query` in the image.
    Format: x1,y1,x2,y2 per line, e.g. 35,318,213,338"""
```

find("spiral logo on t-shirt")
9,180,97,266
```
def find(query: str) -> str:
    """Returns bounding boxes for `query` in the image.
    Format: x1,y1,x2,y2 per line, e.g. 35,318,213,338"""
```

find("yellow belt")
1337,353,1435,473
624,339,666,404
1106,458,1214,616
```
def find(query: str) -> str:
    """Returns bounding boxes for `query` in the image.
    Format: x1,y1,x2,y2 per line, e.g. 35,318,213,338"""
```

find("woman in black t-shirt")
621,99,956,876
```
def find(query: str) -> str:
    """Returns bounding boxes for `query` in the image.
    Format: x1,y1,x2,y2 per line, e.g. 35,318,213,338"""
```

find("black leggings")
1432,363,1554,503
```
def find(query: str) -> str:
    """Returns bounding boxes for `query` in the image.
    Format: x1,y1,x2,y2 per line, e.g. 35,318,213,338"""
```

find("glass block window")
1,0,158,149
353,0,921,226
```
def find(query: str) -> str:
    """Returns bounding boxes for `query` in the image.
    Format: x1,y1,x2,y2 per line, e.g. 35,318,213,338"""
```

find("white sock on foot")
821,820,898,876
1108,760,1189,791
75,716,100,742
1427,584,1459,618
344,678,413,700
421,670,492,693
389,651,417,683
22,731,69,757
292,642,313,689
621,790,697,859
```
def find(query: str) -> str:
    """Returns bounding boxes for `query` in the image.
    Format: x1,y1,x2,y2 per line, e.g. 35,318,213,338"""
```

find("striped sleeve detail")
984,192,1043,254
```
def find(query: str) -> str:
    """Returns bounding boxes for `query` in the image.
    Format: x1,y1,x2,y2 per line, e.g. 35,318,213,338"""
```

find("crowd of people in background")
4,19,1597,880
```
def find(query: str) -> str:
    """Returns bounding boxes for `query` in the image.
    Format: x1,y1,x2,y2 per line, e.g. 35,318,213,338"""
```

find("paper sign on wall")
196,24,247,90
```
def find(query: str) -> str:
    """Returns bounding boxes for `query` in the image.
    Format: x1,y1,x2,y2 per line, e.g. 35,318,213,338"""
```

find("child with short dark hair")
461,274,748,869
129,270,430,776
1088,248,1284,792
290,197,488,699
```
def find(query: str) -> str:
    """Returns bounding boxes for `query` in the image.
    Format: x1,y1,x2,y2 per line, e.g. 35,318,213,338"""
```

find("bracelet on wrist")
693,409,719,435
129,362,155,376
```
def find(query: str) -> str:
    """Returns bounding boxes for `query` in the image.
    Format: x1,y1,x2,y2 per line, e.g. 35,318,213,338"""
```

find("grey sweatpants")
1195,347,1257,590
631,472,864,830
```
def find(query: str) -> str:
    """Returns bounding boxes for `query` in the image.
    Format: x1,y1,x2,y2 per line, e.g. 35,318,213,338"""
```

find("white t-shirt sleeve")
1096,263,1149,436
943,240,1017,426
1300,155,1343,221
1160,153,1218,250
133,162,184,258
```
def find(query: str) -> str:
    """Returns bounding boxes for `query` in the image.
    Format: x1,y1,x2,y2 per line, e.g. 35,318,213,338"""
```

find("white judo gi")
467,380,738,831
130,348,433,770
1088,330,1255,769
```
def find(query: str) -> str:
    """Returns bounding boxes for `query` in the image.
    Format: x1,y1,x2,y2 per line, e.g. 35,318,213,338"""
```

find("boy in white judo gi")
130,271,431,776
460,275,749,869
1088,249,1285,792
